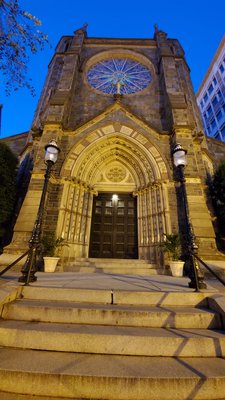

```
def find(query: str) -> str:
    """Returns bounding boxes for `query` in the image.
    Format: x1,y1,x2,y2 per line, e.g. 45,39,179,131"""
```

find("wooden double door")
89,193,138,259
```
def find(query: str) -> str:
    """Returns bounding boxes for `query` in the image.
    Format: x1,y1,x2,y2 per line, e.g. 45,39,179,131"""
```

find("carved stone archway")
57,124,171,263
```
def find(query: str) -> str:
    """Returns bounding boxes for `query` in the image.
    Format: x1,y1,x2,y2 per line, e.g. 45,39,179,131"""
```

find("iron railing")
0,251,29,277
191,251,225,291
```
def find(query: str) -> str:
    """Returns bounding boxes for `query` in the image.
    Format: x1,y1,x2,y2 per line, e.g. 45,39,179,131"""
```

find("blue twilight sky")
0,0,224,138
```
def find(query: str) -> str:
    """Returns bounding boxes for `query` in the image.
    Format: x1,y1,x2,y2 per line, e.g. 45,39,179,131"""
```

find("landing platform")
1,271,225,293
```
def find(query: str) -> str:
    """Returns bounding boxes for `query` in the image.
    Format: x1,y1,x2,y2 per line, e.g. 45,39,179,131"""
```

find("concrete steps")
2,299,221,329
0,319,225,357
20,286,212,306
0,285,225,399
1,349,225,399
62,257,161,275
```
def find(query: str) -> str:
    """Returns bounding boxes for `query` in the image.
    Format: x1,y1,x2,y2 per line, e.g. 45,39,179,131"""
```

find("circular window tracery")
106,166,127,182
87,58,152,95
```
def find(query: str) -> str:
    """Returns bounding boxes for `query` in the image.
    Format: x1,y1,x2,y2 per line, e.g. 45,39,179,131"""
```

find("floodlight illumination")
112,194,118,201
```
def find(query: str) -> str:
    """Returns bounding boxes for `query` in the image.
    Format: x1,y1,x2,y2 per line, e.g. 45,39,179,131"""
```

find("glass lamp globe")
173,143,187,167
45,140,60,164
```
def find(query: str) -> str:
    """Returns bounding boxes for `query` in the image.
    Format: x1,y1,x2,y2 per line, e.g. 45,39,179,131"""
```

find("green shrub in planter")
40,233,65,257
161,233,181,261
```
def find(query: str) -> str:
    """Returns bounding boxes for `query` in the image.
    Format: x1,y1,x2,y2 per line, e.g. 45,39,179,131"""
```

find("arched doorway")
89,192,138,259
58,123,170,263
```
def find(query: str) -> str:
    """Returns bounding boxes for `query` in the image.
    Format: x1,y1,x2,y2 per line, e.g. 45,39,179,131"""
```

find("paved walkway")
1,271,225,293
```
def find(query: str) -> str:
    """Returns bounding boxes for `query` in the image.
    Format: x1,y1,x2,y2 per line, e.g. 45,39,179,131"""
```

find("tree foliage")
0,0,48,95
0,143,18,242
211,160,225,237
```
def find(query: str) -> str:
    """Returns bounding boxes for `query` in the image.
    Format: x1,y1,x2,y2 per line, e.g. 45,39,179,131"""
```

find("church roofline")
84,37,155,41
0,131,29,141
56,35,179,48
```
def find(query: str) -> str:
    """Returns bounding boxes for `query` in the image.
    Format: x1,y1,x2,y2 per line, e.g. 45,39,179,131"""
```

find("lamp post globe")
172,143,187,168
45,140,60,164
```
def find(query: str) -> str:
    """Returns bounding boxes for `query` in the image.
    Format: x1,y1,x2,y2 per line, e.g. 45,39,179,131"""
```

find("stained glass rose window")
87,58,152,95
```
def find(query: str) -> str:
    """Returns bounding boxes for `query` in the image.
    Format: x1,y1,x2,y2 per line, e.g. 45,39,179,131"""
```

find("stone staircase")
0,286,225,399
62,257,162,275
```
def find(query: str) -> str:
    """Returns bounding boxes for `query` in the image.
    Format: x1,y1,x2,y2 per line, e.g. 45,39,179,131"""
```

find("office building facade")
196,36,225,141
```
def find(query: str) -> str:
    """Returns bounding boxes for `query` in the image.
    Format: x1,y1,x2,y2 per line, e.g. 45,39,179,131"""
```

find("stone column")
56,180,94,262
137,183,167,264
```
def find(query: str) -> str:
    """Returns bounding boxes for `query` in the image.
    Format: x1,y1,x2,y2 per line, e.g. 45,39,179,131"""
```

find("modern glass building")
196,35,225,141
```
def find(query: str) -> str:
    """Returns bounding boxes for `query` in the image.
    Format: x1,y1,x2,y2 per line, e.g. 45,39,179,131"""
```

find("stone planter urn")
43,257,60,273
169,260,185,277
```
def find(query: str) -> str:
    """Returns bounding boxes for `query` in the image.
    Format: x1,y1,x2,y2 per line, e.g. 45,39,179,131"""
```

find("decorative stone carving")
106,166,126,182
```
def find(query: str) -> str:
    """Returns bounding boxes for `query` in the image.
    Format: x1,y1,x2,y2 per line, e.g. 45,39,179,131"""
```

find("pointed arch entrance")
59,124,170,264
89,192,138,259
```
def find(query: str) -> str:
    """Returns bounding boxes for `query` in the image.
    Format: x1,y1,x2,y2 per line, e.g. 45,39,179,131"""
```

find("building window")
203,93,208,103
215,132,220,140
216,110,223,122
200,100,204,109
208,83,213,95
218,90,222,99
212,96,218,107
219,64,225,73
213,77,217,85
211,119,216,130
87,58,152,95
221,124,225,136
207,105,212,116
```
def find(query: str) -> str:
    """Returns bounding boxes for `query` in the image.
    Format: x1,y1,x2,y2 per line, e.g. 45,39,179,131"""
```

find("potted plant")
40,233,65,272
162,233,184,277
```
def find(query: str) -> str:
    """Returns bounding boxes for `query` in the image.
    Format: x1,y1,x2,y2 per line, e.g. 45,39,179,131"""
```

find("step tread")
3,298,215,313
1,350,225,399
0,320,225,340
1,319,224,338
62,267,161,276
3,299,220,321
78,258,154,263
2,299,221,329
21,286,213,306
1,348,225,377
0,320,224,357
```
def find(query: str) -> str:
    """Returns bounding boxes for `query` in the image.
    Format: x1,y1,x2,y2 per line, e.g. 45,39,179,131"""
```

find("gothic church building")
6,25,219,268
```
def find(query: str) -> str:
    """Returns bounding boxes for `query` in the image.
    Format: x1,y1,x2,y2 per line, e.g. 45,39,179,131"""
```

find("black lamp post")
172,143,207,290
18,140,60,284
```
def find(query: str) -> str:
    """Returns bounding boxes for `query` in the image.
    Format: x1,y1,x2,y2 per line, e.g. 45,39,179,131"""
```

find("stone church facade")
5,25,220,266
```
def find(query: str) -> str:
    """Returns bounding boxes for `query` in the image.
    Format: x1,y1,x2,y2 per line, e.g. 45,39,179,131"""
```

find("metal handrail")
0,251,29,277
191,251,225,287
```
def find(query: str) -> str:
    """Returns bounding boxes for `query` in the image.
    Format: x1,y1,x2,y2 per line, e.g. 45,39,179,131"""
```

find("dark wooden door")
89,193,138,259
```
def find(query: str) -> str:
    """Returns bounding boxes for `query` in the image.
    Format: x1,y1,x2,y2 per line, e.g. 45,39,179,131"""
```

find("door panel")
89,193,138,259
